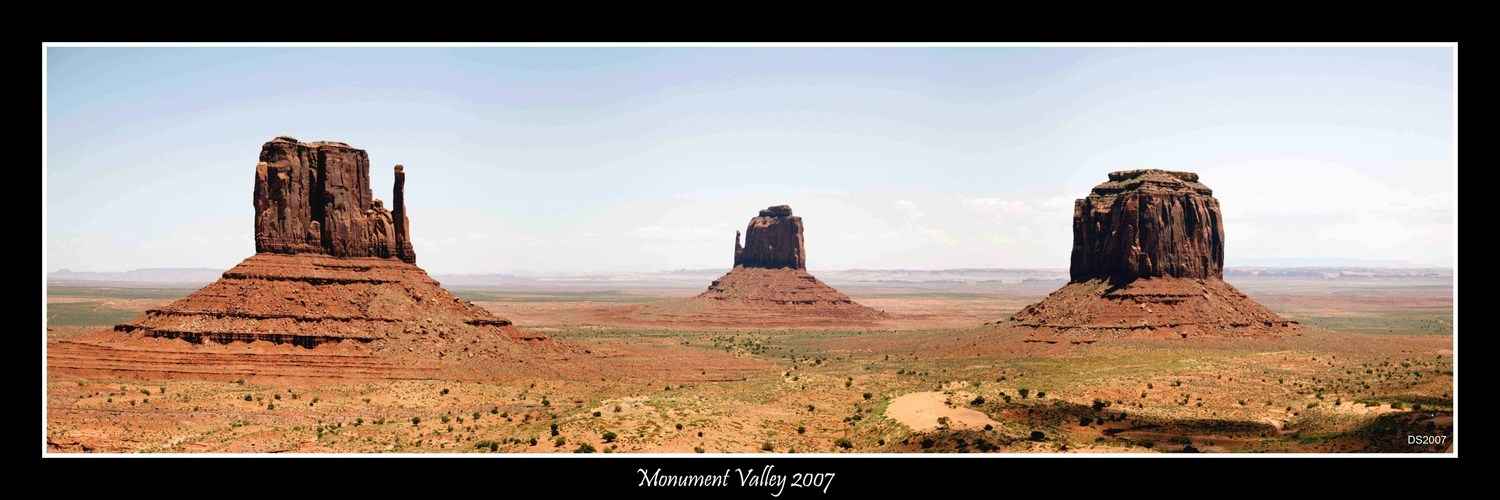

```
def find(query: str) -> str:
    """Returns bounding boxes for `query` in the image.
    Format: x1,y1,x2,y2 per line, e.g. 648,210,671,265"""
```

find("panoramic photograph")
43,44,1455,459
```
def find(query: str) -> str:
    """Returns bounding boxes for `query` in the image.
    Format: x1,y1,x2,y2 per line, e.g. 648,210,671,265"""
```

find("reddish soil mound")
53,253,580,380
1007,277,1295,337
633,267,887,327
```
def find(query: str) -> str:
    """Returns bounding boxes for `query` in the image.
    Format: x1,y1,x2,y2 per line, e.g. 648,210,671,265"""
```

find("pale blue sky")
46,47,1455,274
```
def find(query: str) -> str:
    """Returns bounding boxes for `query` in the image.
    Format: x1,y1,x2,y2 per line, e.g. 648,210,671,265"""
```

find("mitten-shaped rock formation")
75,138,567,380
1008,170,1294,337
734,205,806,269
253,137,415,263
636,205,885,326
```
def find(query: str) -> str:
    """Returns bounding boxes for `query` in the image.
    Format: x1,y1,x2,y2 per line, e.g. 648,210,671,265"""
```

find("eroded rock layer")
1011,170,1294,336
629,268,885,327
1008,278,1294,336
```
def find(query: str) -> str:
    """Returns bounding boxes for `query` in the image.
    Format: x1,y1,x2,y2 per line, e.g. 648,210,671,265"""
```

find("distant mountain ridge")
49,268,226,285
50,265,1452,289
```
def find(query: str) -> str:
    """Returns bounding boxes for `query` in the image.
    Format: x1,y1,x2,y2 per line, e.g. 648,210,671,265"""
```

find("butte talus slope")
640,205,885,326
51,137,571,381
1007,169,1295,337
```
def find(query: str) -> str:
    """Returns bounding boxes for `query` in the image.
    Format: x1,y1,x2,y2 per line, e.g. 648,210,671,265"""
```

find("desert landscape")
44,144,1454,454
44,266,1454,453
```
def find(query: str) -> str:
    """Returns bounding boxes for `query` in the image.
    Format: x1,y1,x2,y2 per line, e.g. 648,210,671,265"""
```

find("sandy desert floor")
44,276,1454,453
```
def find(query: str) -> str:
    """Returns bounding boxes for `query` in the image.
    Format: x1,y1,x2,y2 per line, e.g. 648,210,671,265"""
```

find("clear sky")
45,46,1455,274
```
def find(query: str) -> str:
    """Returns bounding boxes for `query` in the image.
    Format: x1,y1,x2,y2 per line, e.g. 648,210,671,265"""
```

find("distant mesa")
1006,169,1296,337
51,137,571,381
665,205,886,324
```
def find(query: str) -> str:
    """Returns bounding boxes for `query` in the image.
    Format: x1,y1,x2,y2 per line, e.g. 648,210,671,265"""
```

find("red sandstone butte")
1070,169,1222,283
253,137,415,263
1009,169,1295,337
734,204,806,269
673,205,885,323
51,138,571,381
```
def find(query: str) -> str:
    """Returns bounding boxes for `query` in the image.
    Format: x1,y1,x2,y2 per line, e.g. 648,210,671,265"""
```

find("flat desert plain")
45,271,1454,453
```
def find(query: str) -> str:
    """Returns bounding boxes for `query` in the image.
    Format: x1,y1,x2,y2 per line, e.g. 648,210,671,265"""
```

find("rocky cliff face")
1069,169,1223,283
1009,169,1293,336
733,205,806,270
253,137,416,263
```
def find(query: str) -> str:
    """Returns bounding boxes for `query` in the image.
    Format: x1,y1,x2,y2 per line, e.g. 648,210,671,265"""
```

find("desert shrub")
1092,399,1108,412
243,394,253,402
528,437,538,446
694,446,705,453
550,423,559,436
491,407,499,415
614,405,622,413
593,411,602,417
970,396,986,406
602,431,617,443
441,414,451,424
554,436,567,447
542,398,551,407
473,411,481,420
355,417,364,426
574,443,596,453
797,425,806,434
676,423,684,431
1019,388,1030,399
476,440,499,452
1029,431,1046,441
411,416,421,426
1037,391,1047,399
835,438,853,449
863,392,873,400
440,388,449,395
761,441,773,451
